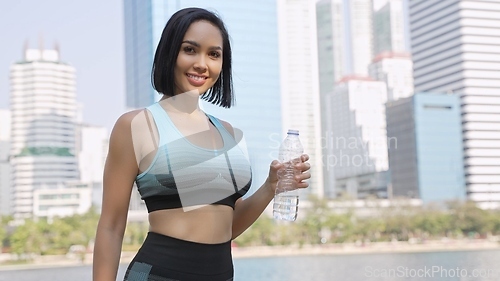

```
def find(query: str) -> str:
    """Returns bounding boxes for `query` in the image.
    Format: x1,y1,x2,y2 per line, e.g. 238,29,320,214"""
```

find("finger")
270,160,282,170
300,154,309,162
297,181,309,189
295,162,311,171
294,162,310,172
295,172,311,182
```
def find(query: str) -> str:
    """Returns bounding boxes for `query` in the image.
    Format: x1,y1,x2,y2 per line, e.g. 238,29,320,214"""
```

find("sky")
0,0,388,132
0,0,125,132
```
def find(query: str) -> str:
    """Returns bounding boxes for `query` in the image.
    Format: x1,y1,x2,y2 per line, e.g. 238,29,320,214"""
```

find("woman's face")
174,20,223,96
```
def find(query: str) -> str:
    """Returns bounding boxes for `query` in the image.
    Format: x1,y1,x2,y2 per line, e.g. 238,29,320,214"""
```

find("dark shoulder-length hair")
152,7,234,108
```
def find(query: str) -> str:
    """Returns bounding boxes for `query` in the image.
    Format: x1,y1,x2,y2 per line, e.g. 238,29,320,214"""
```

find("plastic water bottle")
273,129,303,221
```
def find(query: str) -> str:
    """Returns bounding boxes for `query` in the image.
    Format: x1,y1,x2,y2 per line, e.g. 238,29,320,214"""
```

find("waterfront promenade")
1,238,499,271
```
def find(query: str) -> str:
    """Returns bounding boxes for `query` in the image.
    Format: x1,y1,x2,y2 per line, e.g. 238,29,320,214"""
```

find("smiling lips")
186,73,207,87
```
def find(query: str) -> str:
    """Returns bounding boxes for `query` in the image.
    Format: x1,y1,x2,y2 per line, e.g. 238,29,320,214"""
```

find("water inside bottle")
273,194,299,221
277,160,301,190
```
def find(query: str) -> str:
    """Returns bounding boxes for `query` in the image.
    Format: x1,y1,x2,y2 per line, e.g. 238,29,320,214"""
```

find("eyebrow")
182,40,222,51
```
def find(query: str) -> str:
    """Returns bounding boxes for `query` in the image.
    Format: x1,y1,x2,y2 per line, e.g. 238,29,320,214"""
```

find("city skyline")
0,0,389,132
2,0,497,213
2,3,500,276
0,0,125,131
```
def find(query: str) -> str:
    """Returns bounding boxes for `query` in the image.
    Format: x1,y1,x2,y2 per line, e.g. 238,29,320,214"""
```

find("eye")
183,46,195,53
209,51,221,59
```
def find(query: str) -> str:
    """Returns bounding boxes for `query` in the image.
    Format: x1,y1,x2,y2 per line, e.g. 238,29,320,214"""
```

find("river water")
1,249,500,280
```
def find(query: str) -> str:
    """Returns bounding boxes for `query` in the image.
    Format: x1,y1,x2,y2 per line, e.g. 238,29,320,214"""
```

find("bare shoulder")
217,118,235,138
113,109,146,130
110,109,151,138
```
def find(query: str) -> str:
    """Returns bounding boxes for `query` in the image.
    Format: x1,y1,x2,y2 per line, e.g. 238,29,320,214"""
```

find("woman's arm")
215,119,310,238
231,155,310,239
92,112,140,281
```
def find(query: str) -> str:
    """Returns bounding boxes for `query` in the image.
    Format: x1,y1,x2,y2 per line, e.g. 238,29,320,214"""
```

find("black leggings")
124,232,234,281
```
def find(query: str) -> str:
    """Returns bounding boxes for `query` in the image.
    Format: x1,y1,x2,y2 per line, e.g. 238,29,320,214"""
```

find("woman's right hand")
266,154,311,194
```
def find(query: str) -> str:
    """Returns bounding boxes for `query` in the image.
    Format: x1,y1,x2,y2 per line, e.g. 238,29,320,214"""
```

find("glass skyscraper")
373,0,408,56
277,0,324,198
124,0,169,109
316,0,375,197
123,0,281,192
409,0,500,208
386,92,466,203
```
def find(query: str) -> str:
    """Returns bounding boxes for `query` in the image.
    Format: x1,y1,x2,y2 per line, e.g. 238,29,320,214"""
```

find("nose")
193,55,207,73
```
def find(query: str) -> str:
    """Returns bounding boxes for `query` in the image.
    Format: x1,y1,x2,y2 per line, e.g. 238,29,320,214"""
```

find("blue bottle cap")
287,129,299,135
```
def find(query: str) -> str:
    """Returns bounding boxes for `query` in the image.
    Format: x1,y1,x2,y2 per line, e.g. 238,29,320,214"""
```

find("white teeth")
187,74,205,81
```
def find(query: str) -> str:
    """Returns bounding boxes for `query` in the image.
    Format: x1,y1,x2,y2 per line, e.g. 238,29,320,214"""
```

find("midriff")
148,204,234,244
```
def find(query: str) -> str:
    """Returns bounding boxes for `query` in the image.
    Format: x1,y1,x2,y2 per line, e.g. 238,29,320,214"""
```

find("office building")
386,92,466,203
334,171,389,199
77,124,108,183
33,183,93,218
123,0,281,193
10,46,80,217
0,109,11,215
317,0,345,94
317,0,374,91
317,0,374,196
325,77,389,198
124,0,169,109
277,0,324,197
410,0,500,208
373,0,408,55
369,52,414,101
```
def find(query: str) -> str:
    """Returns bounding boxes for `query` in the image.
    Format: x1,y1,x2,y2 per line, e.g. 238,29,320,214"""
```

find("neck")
160,90,201,115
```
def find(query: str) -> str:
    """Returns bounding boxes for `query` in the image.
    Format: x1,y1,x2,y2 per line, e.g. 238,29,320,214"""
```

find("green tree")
0,216,8,249
60,207,100,247
124,222,148,250
47,218,75,254
274,221,302,245
413,209,452,237
492,211,500,235
381,207,417,241
10,219,48,258
8,208,101,257
354,217,385,242
235,215,276,246
449,201,493,236
298,195,334,244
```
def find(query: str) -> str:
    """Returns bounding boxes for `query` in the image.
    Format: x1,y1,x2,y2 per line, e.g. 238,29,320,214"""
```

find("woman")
92,7,311,281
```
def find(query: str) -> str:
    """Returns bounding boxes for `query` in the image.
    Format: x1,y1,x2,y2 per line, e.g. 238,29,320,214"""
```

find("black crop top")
135,103,252,212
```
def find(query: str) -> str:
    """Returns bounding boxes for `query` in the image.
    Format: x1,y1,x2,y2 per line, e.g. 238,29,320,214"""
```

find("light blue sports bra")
135,102,252,212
